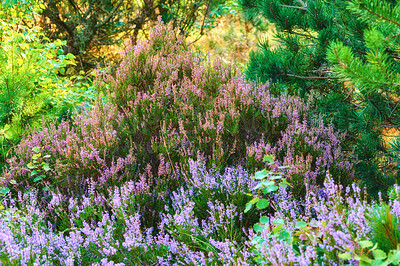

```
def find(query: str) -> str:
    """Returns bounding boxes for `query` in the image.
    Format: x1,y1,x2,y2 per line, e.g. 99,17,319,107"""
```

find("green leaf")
263,154,275,164
33,175,45,182
0,187,10,195
373,249,387,260
3,132,11,139
32,153,41,159
253,180,274,190
273,218,284,225
42,163,50,171
263,185,278,194
27,163,36,169
338,253,352,260
254,169,269,179
253,223,264,233
244,202,252,213
260,216,269,224
359,240,374,249
32,147,41,153
256,199,269,209
359,254,372,263
250,197,259,204
30,170,38,176
295,221,307,228
268,175,283,180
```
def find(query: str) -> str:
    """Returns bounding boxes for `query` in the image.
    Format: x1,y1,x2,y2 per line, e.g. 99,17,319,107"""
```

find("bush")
95,20,353,196
2,103,134,195
0,11,96,170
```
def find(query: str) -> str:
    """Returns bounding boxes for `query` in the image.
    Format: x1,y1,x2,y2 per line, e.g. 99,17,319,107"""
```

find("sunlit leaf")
256,199,269,209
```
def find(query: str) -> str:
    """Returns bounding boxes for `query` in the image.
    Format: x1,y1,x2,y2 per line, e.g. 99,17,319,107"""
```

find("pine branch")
358,3,400,28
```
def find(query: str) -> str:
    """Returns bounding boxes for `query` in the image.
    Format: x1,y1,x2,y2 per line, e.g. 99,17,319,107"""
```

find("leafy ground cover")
0,0,399,265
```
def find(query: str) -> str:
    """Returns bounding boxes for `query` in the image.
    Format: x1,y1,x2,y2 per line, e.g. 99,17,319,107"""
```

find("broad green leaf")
27,163,36,169
42,163,50,171
273,218,284,225
269,175,283,180
260,216,269,224
32,147,41,153
263,185,278,194
338,253,352,260
359,254,372,263
389,249,400,263
254,169,268,180
253,180,275,190
256,199,269,209
373,249,387,260
295,221,307,228
250,197,259,204
253,223,264,233
3,132,11,139
263,154,275,164
33,175,44,182
359,240,373,249
0,187,10,195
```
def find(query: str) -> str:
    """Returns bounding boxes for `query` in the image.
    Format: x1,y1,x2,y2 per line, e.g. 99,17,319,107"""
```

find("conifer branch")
359,4,400,28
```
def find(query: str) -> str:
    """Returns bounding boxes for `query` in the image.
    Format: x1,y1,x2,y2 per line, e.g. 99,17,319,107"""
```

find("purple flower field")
0,21,399,265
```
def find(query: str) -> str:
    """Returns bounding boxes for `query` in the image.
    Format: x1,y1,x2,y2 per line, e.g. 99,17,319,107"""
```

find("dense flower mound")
1,20,353,197
0,20,365,265
96,19,352,194
0,163,399,265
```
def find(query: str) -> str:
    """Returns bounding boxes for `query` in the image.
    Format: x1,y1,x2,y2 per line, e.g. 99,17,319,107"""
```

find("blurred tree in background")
38,0,229,70
240,0,400,196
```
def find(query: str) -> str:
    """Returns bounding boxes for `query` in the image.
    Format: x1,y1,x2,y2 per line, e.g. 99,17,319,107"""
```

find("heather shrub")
96,19,353,196
1,103,135,195
1,20,353,198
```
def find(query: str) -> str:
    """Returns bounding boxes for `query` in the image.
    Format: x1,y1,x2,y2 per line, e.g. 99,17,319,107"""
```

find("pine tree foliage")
240,0,400,195
327,0,400,193
240,0,367,95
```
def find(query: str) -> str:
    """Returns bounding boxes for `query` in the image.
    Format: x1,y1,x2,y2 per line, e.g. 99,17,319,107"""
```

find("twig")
286,74,340,80
95,0,124,29
280,4,307,11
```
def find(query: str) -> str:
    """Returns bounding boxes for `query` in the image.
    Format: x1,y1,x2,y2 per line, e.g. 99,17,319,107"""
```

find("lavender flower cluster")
0,161,399,265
